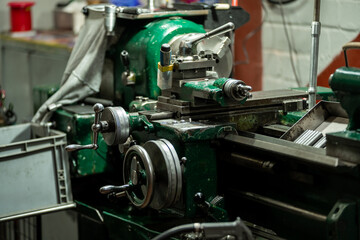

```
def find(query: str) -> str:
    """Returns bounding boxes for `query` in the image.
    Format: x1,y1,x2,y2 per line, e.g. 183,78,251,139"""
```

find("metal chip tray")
281,101,348,148
0,123,75,221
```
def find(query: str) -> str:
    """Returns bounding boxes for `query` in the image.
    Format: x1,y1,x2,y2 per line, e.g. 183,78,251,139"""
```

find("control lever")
65,103,106,152
191,22,235,44
99,184,133,194
180,22,235,55
100,184,133,201
121,50,136,85
99,155,141,196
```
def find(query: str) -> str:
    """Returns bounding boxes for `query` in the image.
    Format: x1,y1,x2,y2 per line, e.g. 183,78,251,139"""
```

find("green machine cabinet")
53,105,110,177
327,42,360,163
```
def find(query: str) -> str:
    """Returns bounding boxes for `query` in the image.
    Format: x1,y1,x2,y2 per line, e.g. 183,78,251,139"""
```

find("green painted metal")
53,108,153,177
129,98,157,112
53,109,110,176
46,16,360,240
152,121,235,218
330,67,360,130
220,139,360,240
183,142,218,217
126,119,235,218
292,86,336,101
279,110,307,126
103,211,159,240
129,113,154,132
76,200,199,240
326,200,358,239
328,130,360,140
208,204,228,222
114,18,206,107
32,84,59,112
330,67,360,93
212,78,229,89
279,87,335,127
327,130,360,160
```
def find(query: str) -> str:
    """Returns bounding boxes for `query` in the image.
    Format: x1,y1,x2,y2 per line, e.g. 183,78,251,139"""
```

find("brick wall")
262,0,360,90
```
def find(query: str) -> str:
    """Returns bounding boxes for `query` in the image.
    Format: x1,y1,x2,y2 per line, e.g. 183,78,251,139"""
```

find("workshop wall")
261,0,360,90
0,0,62,32
234,1,263,91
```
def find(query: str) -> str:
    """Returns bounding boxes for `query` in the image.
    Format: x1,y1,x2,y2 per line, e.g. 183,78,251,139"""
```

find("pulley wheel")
143,139,182,210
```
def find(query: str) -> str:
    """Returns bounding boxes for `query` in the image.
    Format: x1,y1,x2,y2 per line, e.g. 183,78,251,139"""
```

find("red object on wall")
317,34,360,88
233,1,263,91
8,2,35,32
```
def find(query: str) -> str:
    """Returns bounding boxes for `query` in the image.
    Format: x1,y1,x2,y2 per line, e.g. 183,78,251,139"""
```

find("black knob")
161,44,171,52
194,192,205,204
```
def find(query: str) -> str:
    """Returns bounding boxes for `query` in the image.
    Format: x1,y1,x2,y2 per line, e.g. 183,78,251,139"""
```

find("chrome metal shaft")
308,0,321,109
148,0,155,12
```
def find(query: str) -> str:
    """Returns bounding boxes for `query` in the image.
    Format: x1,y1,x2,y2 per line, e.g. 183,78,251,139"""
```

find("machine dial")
65,103,130,152
99,139,182,210
122,145,155,208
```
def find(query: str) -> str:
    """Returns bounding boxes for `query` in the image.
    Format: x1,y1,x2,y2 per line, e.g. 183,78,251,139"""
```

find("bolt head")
66,125,72,133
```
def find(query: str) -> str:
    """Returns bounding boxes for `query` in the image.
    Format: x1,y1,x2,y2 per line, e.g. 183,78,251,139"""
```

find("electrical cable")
234,0,301,87
151,223,195,240
234,0,267,66
267,0,297,4
278,0,302,87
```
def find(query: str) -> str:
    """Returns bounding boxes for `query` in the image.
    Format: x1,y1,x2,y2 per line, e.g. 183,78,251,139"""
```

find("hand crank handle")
99,184,133,194
188,22,235,47
65,143,98,152
65,103,105,152
180,22,235,56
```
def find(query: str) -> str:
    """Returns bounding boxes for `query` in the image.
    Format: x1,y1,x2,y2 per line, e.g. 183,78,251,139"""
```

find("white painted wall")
262,0,360,90
0,0,63,32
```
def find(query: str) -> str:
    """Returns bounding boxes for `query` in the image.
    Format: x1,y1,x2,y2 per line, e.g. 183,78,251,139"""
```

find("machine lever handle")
65,103,105,152
99,184,132,194
180,22,235,56
65,143,98,152
188,22,235,47
121,50,130,69
92,103,104,149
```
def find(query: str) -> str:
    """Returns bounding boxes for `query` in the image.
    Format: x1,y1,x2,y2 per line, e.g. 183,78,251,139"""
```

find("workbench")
0,31,74,123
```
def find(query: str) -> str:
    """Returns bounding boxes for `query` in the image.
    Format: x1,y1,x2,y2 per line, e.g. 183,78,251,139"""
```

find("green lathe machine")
46,3,360,240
